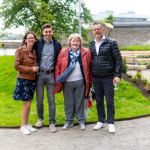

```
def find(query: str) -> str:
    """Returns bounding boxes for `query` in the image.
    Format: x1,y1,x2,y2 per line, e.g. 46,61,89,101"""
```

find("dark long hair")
21,31,37,46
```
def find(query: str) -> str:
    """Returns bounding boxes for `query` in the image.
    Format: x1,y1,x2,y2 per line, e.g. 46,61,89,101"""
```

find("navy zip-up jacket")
35,37,62,70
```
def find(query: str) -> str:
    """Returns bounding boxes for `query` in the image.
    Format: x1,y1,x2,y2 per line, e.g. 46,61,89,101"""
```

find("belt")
39,69,54,74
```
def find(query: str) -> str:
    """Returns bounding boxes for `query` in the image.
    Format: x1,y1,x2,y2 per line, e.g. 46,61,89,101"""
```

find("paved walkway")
0,117,150,150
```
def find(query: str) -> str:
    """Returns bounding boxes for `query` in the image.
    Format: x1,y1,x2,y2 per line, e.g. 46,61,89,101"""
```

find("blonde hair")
67,33,83,47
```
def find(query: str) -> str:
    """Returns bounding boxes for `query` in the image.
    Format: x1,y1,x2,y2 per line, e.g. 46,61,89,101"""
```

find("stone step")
127,64,147,70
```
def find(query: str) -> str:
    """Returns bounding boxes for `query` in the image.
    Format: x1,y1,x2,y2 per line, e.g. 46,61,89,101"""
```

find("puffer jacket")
89,37,122,78
55,47,92,98
14,45,37,80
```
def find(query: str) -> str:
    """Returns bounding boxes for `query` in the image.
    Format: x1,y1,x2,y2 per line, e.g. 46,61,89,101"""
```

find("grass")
120,44,150,51
0,56,150,127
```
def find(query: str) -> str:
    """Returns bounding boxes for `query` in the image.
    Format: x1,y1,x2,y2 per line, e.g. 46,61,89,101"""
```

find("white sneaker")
49,123,57,133
93,122,105,130
35,119,43,128
108,124,116,133
62,123,74,130
27,124,37,132
20,125,31,135
79,123,86,130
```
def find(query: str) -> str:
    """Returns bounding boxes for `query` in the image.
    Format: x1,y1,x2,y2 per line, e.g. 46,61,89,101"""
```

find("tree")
100,14,115,25
100,14,115,37
0,0,92,38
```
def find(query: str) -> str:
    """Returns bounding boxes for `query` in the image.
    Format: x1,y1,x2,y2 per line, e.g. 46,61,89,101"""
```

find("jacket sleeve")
87,48,92,87
111,40,123,78
54,49,64,93
55,49,63,78
14,49,34,73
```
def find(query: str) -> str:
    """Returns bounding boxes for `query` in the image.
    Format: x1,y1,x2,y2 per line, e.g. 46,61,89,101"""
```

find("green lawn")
0,56,150,127
120,45,150,51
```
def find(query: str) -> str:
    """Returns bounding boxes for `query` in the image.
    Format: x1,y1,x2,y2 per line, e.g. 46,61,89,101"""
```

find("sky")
1,0,150,33
83,0,150,16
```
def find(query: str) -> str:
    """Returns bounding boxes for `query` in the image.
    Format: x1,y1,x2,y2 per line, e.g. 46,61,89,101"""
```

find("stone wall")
109,26,150,46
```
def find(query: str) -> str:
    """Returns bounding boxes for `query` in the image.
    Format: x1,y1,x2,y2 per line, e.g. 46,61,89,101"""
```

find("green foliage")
120,45,150,51
0,32,8,40
0,41,4,48
0,56,150,127
101,14,115,24
136,70,143,80
122,57,128,74
132,69,143,82
142,78,149,86
137,55,150,58
0,0,92,37
146,63,150,69
145,82,150,91
81,2,93,24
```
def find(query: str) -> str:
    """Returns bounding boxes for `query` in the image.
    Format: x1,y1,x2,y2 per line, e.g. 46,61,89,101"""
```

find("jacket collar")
94,35,105,44
91,37,110,45
62,47,87,57
40,36,56,43
22,45,28,51
21,45,36,56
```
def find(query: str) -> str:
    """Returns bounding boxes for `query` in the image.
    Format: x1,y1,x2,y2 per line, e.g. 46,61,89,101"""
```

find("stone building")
93,11,150,46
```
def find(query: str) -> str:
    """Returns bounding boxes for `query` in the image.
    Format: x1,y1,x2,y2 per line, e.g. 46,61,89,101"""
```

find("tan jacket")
14,45,37,80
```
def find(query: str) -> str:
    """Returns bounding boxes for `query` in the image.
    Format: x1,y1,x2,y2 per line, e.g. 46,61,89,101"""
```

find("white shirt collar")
94,35,105,44
94,36,106,55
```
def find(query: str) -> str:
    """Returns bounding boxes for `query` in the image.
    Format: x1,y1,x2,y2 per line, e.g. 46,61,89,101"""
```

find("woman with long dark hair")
13,32,39,135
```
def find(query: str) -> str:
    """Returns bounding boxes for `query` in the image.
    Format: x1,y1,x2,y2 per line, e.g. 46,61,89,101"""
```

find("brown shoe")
49,123,57,133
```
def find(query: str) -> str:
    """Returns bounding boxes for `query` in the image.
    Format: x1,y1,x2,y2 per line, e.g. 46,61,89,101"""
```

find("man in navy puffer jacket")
89,22,122,133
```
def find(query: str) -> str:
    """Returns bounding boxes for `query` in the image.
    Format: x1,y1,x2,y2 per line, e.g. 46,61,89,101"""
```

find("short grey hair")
67,33,83,47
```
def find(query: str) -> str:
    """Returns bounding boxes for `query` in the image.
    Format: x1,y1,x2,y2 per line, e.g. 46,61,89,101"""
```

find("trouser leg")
63,82,75,124
103,76,115,124
36,74,45,120
74,80,85,124
93,78,105,123
46,73,56,124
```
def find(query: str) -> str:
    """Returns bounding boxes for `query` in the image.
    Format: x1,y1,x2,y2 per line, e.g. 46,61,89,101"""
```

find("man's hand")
113,77,120,85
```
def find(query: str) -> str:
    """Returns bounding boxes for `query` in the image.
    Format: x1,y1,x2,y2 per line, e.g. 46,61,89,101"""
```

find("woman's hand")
32,66,39,72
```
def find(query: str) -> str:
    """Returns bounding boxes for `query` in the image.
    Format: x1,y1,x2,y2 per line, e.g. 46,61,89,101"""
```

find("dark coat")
89,37,122,78
35,37,62,69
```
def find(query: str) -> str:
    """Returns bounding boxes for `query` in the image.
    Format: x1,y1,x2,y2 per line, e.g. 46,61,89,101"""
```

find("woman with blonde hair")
55,33,92,130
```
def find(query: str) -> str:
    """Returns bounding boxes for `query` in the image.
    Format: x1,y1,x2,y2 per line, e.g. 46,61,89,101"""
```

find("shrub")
142,78,149,86
0,42,4,48
146,63,150,69
137,55,150,58
144,82,150,91
122,57,128,74
132,69,143,82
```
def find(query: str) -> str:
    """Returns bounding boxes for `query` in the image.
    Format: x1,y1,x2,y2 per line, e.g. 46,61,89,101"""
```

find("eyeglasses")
27,37,35,40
